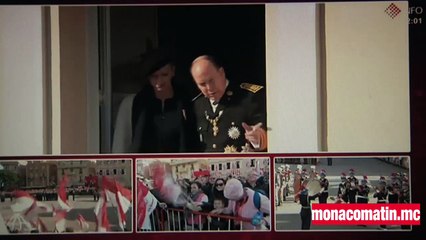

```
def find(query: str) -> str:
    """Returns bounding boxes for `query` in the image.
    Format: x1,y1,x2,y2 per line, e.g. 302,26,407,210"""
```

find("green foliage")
0,169,19,191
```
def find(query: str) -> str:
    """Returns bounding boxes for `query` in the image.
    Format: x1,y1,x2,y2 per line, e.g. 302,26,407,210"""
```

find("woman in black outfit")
131,48,197,153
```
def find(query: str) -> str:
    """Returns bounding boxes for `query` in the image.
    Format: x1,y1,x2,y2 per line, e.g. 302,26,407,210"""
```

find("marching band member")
373,178,388,204
318,170,329,204
283,165,291,201
399,178,410,204
374,179,388,229
309,165,317,179
294,185,319,230
356,175,370,203
293,165,303,202
347,169,359,204
337,172,349,203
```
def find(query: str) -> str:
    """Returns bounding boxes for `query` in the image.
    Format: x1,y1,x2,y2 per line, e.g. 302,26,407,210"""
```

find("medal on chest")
228,122,241,140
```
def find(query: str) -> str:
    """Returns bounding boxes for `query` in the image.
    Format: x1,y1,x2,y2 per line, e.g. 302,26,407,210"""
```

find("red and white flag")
54,210,67,233
151,162,186,206
36,218,48,233
77,214,90,232
94,190,110,232
10,191,36,214
137,179,151,230
58,175,72,211
11,190,52,222
102,177,132,230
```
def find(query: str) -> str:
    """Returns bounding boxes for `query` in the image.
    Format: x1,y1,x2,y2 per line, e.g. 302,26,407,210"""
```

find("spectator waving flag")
10,191,37,215
94,190,110,232
137,178,157,230
77,214,90,232
9,190,52,226
151,161,187,207
53,210,67,233
101,176,132,231
137,179,149,230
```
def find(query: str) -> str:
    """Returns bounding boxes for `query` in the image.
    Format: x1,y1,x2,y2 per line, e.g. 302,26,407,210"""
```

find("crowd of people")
138,169,271,231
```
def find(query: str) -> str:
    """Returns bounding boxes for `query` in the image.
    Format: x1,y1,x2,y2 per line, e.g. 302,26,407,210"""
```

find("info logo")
385,3,402,19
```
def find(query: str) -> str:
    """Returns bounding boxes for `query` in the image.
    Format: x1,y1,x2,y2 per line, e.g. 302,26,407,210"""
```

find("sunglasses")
216,183,224,186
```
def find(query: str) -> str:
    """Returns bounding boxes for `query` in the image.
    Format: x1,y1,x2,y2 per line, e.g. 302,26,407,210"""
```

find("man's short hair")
191,55,223,71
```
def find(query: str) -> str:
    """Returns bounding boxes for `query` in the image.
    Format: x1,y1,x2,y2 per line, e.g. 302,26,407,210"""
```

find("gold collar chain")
205,110,224,136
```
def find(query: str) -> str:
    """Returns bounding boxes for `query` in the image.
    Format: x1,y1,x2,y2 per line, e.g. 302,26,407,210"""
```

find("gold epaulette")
240,83,264,93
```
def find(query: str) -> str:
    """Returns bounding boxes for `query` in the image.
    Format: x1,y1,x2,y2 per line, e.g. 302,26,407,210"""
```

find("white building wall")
266,3,321,153
0,6,45,155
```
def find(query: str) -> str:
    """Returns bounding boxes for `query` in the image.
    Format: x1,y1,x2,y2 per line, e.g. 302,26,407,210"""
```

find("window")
250,159,255,167
106,169,110,175
113,169,117,175
99,170,103,176
219,164,222,171
211,164,215,171
121,169,125,175
226,162,231,169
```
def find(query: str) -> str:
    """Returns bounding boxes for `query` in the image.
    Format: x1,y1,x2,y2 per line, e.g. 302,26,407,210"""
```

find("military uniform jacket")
193,82,266,152
319,178,329,191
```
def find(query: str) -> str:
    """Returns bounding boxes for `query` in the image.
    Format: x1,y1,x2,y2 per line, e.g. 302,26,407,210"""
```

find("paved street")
274,158,410,231
0,195,132,233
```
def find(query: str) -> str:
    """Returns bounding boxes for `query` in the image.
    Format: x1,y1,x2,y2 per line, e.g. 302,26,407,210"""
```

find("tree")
0,169,19,191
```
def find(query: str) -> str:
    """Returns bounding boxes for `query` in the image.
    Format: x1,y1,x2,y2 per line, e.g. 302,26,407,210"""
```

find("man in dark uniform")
387,186,399,203
374,180,388,229
356,176,370,203
390,172,402,196
400,176,410,204
318,170,329,204
347,169,359,204
337,172,349,203
190,55,267,152
295,186,318,230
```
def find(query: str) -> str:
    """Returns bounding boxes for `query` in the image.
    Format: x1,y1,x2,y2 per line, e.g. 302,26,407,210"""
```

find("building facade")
96,159,131,188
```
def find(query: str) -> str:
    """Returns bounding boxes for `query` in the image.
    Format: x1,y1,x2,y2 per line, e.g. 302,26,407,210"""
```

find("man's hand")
242,122,267,150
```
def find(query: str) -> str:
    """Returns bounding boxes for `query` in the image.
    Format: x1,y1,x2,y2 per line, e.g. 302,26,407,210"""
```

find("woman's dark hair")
212,178,228,207
214,178,226,188
191,181,202,190
139,47,175,81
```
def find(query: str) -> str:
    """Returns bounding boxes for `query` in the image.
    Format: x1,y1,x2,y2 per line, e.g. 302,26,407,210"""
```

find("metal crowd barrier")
145,207,256,231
